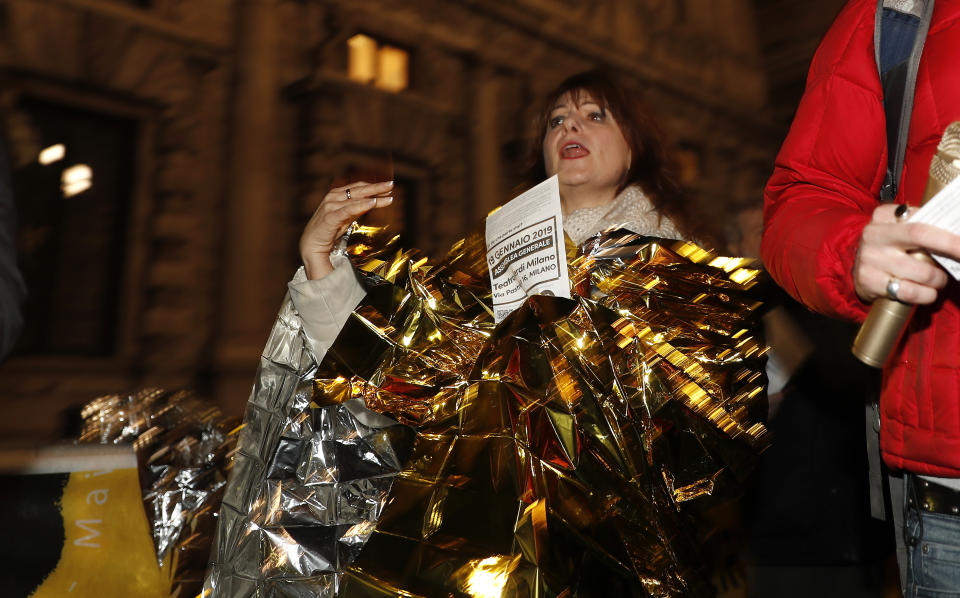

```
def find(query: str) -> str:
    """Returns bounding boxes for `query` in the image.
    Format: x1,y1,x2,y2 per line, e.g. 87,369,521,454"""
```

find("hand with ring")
300,180,394,280
852,202,960,304
885,277,902,302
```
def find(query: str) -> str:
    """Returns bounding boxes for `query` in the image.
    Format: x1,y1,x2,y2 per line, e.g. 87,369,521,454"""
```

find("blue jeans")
905,480,960,597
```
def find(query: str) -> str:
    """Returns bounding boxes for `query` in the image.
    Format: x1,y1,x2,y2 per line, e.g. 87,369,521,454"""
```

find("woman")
206,71,762,597
291,70,699,362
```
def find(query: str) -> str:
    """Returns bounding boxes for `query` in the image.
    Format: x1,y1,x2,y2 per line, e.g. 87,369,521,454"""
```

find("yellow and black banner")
0,445,166,597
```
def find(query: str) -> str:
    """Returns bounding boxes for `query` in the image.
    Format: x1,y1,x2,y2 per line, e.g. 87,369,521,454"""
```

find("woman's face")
542,90,632,201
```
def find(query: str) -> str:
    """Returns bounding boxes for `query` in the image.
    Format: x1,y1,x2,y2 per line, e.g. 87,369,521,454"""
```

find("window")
347,34,410,92
10,98,137,356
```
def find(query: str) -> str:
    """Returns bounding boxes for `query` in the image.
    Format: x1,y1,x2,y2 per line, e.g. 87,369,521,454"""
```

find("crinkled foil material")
78,388,239,598
205,227,769,597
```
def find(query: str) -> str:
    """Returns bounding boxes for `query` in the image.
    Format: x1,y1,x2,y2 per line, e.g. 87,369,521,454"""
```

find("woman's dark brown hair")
524,69,696,240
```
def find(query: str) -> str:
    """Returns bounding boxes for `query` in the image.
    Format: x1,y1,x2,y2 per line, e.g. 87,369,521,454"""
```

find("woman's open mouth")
561,142,589,159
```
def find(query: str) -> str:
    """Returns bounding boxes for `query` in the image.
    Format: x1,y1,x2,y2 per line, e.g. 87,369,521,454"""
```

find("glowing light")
347,34,377,84
38,144,65,165
61,164,93,197
377,45,409,92
729,267,758,285
708,256,731,269
461,556,517,598
347,34,409,92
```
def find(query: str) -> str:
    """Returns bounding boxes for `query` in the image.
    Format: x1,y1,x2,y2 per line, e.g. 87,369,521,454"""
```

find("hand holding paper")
485,176,571,322
903,174,960,280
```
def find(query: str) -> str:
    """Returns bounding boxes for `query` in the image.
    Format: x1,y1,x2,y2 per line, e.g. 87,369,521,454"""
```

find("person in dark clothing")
731,205,892,598
0,136,25,360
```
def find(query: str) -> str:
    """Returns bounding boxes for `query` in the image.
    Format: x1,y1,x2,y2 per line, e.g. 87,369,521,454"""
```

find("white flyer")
906,175,960,279
485,175,570,322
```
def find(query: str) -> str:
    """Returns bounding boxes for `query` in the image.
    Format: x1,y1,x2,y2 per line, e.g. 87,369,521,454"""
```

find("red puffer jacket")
763,0,960,477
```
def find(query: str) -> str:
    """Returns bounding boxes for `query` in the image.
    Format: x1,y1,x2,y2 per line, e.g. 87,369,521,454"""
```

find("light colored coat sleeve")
288,254,366,363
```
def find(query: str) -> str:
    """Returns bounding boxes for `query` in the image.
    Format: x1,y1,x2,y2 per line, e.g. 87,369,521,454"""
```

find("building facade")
0,0,831,442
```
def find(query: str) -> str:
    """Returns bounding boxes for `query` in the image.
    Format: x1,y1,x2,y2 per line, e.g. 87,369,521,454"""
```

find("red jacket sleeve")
761,0,888,323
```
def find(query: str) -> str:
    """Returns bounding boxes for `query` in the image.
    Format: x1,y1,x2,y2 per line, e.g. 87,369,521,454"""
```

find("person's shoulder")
808,0,877,79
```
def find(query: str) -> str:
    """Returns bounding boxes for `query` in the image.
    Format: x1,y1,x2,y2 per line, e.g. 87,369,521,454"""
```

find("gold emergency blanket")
204,228,769,597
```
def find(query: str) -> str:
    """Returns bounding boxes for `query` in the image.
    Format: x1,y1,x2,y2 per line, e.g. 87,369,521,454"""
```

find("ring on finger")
886,276,902,302
895,204,909,220
345,188,352,200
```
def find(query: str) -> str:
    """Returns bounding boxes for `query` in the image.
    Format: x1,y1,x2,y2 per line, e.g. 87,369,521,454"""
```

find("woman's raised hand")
853,203,960,304
300,181,394,280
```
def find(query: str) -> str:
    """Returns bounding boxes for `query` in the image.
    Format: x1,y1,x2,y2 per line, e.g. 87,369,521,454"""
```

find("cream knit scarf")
562,185,683,246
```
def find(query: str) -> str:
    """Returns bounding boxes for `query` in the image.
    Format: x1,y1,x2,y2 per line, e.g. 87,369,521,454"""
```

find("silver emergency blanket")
203,291,412,597
78,388,238,597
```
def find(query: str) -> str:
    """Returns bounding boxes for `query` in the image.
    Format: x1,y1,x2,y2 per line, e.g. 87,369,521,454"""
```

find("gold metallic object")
206,228,770,597
852,121,960,367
